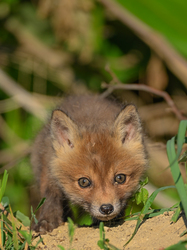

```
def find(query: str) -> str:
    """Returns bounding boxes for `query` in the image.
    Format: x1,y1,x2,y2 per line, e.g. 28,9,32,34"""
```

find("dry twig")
0,68,47,121
101,66,186,121
5,18,74,89
0,146,31,174
0,115,29,145
0,98,21,113
0,115,31,173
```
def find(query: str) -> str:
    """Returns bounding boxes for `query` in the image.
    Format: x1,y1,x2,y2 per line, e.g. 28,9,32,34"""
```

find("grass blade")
98,222,120,250
15,211,30,227
164,239,187,250
58,246,65,250
9,205,19,250
98,222,106,249
167,136,187,219
67,217,75,245
166,121,187,168
19,230,33,247
34,197,46,214
99,222,104,241
180,228,187,237
171,202,182,223
0,219,5,249
105,240,121,250
176,121,187,156
0,170,8,202
124,185,175,247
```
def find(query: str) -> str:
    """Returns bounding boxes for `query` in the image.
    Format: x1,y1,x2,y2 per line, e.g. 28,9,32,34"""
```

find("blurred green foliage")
119,0,187,56
0,0,186,221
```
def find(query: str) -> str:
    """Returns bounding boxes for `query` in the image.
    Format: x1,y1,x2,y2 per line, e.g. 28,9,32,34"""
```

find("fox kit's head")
50,104,148,221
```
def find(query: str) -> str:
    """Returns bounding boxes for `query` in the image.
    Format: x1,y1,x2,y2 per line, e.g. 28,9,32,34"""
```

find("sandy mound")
33,211,187,250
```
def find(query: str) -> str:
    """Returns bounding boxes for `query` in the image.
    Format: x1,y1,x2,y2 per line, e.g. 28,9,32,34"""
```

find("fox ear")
51,110,79,149
114,105,142,144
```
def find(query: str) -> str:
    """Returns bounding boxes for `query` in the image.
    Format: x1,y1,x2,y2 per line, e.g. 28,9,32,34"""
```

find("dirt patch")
33,212,187,250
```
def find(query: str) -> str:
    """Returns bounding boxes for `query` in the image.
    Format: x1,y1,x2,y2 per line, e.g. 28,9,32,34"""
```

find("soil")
33,211,187,250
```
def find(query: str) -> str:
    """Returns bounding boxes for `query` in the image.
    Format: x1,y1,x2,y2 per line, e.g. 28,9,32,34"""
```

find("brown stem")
0,69,47,121
101,67,186,121
0,147,31,174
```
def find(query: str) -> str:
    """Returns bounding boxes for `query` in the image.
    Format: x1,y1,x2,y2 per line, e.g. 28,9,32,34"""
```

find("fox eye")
78,178,91,188
114,174,126,184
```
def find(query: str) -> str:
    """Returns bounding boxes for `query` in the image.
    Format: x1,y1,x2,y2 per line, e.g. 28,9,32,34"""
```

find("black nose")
99,204,114,215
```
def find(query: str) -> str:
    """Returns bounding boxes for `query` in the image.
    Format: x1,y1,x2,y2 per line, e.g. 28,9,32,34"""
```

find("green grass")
0,170,43,249
167,120,187,219
122,119,187,248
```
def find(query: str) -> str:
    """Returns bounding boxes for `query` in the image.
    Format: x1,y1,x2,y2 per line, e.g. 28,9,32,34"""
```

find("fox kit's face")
50,105,147,221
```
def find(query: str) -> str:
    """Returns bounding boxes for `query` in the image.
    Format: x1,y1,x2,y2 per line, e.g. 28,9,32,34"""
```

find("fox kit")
31,95,148,233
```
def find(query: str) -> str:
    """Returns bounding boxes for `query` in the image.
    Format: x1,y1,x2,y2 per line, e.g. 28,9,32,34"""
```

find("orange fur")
31,95,148,233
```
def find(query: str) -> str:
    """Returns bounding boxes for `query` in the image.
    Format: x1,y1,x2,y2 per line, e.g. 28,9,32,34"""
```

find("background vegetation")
0,0,187,219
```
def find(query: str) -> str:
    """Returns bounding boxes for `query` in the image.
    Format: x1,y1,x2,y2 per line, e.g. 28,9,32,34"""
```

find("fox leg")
34,184,64,233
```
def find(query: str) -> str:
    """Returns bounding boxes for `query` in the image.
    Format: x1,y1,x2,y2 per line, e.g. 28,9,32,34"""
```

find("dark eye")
78,178,91,188
114,174,126,184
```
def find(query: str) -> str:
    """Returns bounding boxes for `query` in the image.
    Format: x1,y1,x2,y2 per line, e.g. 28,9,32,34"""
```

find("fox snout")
92,203,117,221
89,199,124,221
99,203,114,215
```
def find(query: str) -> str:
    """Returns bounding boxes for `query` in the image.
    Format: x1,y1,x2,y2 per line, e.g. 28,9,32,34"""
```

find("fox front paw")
34,218,62,234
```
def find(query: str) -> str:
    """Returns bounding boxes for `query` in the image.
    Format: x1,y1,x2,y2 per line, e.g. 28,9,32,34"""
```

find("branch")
0,98,21,113
0,146,31,174
5,18,74,89
0,69,47,121
101,66,186,121
0,115,29,145
98,0,187,89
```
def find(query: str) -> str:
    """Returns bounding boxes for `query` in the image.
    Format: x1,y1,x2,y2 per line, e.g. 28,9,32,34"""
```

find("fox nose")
99,204,114,215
